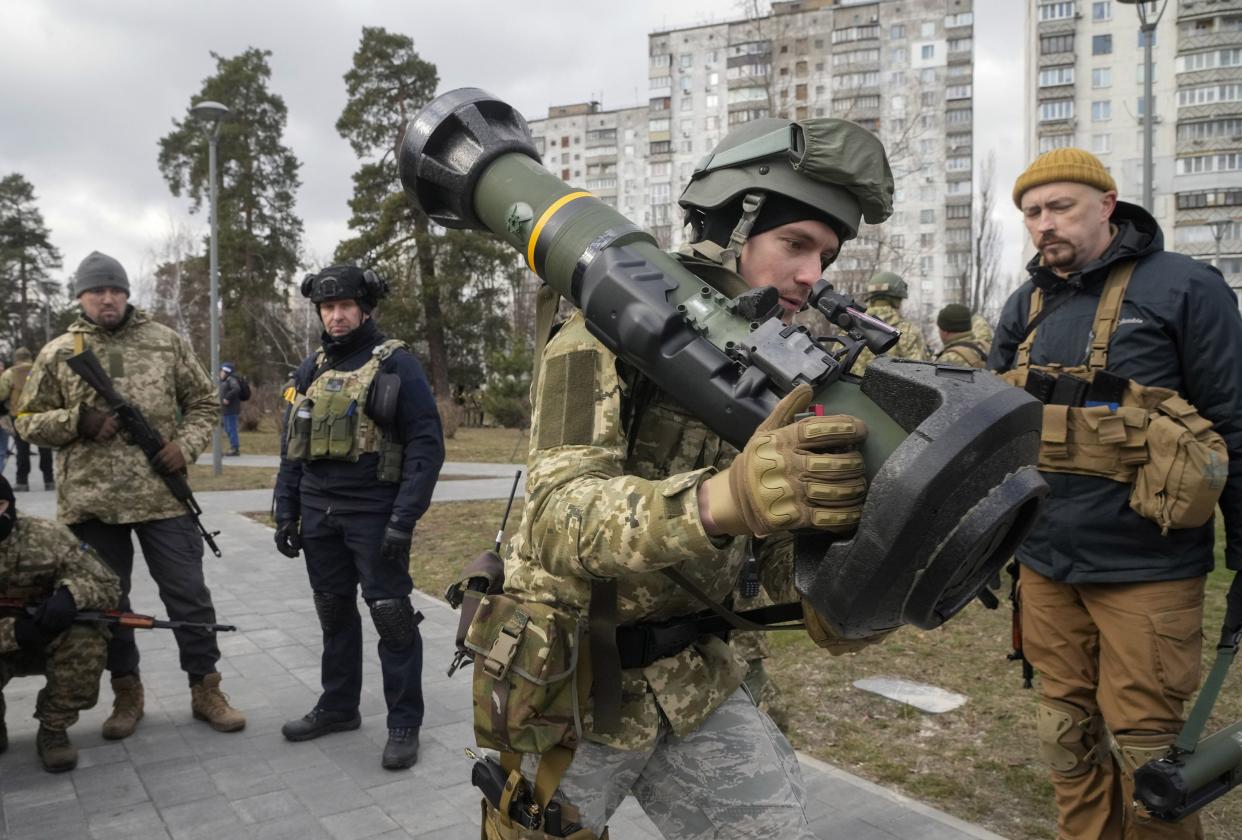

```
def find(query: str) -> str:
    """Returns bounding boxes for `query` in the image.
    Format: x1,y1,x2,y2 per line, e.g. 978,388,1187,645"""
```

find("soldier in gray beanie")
74,251,129,297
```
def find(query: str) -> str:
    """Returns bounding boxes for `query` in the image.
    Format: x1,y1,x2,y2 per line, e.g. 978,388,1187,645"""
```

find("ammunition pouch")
466,594,585,755
447,550,507,671
1131,397,1228,534
1036,698,1110,778
480,798,605,840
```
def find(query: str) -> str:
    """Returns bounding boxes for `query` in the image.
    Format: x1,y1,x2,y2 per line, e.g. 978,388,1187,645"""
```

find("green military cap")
937,303,973,333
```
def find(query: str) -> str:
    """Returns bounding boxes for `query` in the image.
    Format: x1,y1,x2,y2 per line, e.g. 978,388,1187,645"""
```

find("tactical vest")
284,339,406,482
1002,261,1228,532
936,339,988,369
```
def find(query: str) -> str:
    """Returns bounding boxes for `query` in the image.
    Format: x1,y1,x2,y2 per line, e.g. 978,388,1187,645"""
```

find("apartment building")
1026,0,1242,290
529,0,977,324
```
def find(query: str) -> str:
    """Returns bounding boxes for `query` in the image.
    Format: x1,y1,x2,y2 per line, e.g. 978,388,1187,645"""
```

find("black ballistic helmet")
301,265,389,312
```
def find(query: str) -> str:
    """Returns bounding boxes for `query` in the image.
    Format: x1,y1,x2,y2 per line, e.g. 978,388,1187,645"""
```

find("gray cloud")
1,0,1026,300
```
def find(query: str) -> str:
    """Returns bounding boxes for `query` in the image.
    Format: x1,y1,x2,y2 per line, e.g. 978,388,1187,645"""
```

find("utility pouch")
466,594,584,755
1049,373,1089,407
286,396,314,462
377,437,404,483
1130,396,1229,533
480,799,605,840
309,386,360,460
1086,369,1128,408
1023,369,1056,404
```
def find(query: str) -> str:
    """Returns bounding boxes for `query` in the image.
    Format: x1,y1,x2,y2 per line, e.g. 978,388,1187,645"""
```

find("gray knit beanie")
74,251,129,296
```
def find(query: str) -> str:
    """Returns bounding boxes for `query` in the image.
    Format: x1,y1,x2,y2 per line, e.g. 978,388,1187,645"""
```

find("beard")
1039,239,1080,271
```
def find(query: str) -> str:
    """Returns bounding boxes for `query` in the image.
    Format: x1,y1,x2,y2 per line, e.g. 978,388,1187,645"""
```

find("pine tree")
0,173,64,354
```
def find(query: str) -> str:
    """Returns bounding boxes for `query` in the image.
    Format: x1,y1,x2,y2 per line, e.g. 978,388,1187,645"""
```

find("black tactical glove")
78,406,119,441
380,526,413,567
274,520,302,558
13,616,56,652
33,587,77,634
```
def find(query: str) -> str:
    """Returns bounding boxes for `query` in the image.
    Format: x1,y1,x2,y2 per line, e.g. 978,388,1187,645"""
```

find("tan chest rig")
936,339,988,369
1002,261,1228,533
284,339,406,482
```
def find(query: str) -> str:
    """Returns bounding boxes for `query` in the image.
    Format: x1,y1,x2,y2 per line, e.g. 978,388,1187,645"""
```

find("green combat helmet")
679,118,895,271
865,271,908,302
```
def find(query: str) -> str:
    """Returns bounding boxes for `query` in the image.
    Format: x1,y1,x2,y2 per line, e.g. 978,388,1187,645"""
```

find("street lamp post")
190,100,231,477
1207,219,1231,270
1119,0,1169,213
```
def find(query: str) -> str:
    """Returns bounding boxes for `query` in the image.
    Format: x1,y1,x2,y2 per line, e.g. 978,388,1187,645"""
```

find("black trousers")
14,432,53,485
300,507,425,729
69,515,221,678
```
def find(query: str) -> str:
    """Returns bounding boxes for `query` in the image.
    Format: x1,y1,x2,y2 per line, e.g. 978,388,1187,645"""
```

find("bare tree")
969,151,1004,320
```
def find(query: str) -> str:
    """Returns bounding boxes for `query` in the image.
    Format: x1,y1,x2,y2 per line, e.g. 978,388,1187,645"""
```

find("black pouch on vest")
1024,369,1057,404
1086,369,1127,407
366,373,402,430
1049,373,1089,407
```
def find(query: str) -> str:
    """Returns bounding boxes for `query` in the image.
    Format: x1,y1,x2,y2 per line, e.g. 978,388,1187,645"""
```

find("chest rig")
1002,261,1227,531
285,339,406,482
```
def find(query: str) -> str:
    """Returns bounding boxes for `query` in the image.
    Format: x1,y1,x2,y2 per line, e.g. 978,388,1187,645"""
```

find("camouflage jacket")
0,516,121,654
14,308,218,525
506,301,797,751
971,312,995,347
0,363,31,411
935,331,990,369
852,300,930,372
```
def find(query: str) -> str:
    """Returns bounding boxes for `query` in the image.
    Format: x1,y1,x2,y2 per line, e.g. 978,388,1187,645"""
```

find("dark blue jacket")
273,320,445,532
990,201,1242,582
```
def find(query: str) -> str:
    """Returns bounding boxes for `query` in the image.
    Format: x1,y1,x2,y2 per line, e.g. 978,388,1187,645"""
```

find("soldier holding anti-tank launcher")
14,250,244,739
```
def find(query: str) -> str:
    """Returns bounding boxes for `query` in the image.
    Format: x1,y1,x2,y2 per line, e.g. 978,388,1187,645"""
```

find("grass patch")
239,419,528,463
187,464,277,492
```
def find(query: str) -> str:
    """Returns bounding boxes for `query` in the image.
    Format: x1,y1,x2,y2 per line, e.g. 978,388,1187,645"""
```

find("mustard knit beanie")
1012,147,1117,208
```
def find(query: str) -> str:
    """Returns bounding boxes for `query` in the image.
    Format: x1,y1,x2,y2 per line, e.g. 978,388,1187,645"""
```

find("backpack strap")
1014,289,1044,370
1087,260,1137,371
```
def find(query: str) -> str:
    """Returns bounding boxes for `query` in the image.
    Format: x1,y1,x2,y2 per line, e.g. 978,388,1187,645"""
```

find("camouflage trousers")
0,624,107,730
526,687,815,839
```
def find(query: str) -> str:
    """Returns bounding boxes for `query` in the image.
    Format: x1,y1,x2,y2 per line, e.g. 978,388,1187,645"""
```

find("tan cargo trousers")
1021,567,1206,840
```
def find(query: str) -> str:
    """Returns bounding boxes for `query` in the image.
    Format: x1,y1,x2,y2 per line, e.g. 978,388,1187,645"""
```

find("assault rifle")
66,349,222,557
0,597,237,632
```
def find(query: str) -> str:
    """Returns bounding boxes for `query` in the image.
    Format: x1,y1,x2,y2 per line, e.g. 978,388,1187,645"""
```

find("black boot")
281,706,360,742
381,727,419,769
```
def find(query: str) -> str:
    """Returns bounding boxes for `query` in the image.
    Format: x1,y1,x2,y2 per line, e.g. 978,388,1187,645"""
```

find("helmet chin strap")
718,191,766,274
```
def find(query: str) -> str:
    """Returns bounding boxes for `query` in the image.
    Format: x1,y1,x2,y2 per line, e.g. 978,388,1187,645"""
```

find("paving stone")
231,789,305,825
320,804,401,840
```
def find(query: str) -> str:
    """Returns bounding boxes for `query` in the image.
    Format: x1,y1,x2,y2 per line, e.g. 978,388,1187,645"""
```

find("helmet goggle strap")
690,125,801,180
719,191,767,274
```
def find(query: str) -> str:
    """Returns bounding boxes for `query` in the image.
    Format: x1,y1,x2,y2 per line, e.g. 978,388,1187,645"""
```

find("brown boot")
102,674,144,740
36,725,78,772
191,673,246,732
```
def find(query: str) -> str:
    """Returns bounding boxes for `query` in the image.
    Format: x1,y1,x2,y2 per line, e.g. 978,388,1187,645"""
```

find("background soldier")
15,250,244,740
934,304,989,368
218,363,243,457
0,475,120,772
273,265,444,770
0,348,55,491
493,118,891,839
991,148,1242,838
851,271,930,371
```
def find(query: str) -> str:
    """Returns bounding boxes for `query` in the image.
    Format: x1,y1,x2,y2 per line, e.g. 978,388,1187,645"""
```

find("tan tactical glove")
802,600,895,655
702,384,867,537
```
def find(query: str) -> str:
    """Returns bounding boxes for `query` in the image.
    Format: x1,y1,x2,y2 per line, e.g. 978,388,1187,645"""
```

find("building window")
921,22,936,37
1177,153,1242,175
891,24,905,39
1039,99,1075,122
946,204,971,220
1176,188,1242,210
945,84,972,100
945,12,973,27
1092,67,1112,88
1041,34,1074,54
1093,34,1112,55
1177,118,1242,141
1092,100,1112,121
1039,66,1075,87
921,44,935,60
922,91,938,107
1038,2,1075,21
1092,1,1111,20
1091,133,1111,154
946,156,972,172
1178,84,1242,107
1039,133,1074,153
920,68,937,83
920,209,936,224
946,108,973,124
948,37,972,53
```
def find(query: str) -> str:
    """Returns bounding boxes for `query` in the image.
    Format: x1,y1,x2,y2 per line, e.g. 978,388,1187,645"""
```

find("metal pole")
209,125,222,477
1141,20,1155,213
1216,233,1224,270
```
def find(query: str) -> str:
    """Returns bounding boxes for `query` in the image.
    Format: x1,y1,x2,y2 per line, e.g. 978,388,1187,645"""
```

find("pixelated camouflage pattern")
505,310,801,751
0,515,118,729
0,363,31,410
935,331,990,369
0,516,121,654
971,311,995,347
14,309,218,525
851,300,931,372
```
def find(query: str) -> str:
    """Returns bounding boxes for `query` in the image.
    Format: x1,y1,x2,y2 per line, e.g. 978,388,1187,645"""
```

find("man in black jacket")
272,265,444,769
991,148,1242,839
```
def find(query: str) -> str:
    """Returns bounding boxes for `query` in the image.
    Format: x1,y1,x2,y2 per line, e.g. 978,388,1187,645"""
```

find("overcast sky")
0,0,1027,299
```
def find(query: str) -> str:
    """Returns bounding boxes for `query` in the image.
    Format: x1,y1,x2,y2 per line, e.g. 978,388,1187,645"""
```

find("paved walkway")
0,458,1004,839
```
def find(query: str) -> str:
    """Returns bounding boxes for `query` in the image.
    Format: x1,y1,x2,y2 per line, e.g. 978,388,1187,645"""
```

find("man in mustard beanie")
990,148,1242,838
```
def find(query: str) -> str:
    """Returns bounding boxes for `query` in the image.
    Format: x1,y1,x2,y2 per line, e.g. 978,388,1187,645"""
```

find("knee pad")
1113,731,1176,783
1036,698,1109,778
312,591,357,636
367,598,423,651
